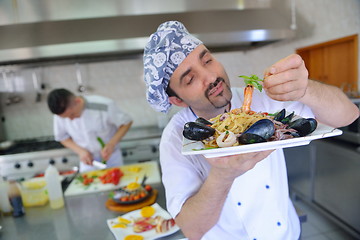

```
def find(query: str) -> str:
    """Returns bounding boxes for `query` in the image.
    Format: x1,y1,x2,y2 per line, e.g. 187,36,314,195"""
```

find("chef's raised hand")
79,149,93,165
101,143,115,161
263,54,309,102
206,149,274,182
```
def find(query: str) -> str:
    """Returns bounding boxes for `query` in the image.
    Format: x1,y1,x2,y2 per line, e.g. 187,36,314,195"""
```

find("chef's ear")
169,96,188,108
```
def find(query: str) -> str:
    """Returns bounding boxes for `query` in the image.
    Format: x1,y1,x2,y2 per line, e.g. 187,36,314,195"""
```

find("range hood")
0,0,296,64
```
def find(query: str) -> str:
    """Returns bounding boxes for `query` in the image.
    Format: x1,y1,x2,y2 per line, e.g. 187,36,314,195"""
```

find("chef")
142,21,359,239
47,88,133,172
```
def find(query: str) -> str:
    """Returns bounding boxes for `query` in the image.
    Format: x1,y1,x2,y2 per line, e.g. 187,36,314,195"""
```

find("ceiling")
0,0,296,64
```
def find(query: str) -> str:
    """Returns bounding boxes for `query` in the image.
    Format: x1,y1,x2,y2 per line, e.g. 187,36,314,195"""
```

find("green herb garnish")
238,74,264,92
192,147,218,151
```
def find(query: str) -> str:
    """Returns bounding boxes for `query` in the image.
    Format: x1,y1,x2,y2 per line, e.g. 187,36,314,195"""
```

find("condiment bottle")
8,181,25,217
44,164,64,209
0,177,12,216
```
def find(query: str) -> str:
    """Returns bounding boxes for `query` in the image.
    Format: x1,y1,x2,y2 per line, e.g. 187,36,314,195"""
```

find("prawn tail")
241,84,254,114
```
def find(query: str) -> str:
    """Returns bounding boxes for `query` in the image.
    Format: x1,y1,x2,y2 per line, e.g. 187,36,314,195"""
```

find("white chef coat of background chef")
160,88,314,239
54,95,132,172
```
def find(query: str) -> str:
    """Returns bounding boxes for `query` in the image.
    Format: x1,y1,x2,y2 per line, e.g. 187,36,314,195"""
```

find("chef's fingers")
267,54,304,75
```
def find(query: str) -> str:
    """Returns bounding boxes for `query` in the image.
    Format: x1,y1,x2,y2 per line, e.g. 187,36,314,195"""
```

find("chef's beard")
205,77,232,109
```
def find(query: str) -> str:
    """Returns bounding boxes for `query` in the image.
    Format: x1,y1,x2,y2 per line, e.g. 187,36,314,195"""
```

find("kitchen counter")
0,183,185,240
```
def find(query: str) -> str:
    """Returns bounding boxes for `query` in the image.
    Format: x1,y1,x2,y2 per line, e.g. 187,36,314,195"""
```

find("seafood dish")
183,109,317,149
183,75,318,149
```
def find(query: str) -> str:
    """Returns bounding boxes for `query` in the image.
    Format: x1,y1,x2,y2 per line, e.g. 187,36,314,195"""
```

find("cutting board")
64,161,161,197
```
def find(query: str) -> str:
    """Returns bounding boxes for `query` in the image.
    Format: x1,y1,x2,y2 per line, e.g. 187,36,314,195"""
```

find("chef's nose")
200,68,217,85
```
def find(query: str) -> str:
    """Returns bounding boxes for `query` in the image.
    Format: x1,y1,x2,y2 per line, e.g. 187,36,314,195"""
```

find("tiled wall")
0,0,359,140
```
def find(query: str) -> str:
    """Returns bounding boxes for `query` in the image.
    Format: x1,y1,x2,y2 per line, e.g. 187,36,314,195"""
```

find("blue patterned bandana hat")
143,21,203,113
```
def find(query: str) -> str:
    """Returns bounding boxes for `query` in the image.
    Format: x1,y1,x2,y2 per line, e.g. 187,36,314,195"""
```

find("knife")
93,161,107,169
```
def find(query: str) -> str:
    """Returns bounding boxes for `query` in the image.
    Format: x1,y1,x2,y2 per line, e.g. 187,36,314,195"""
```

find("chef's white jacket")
54,95,132,172
160,88,314,239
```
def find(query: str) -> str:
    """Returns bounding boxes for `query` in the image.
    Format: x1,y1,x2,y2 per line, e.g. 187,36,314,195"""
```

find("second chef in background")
47,88,133,172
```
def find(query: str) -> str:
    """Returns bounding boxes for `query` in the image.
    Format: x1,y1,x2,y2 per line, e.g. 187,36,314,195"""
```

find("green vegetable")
238,74,264,92
97,137,106,148
192,147,218,151
96,137,106,164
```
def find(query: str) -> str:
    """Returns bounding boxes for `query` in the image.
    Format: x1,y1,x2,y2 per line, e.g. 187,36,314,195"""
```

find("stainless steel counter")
0,183,185,240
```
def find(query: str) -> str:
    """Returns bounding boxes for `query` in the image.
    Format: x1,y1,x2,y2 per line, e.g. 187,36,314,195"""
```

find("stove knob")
27,162,34,167
151,146,157,153
122,151,128,157
49,159,56,165
62,157,68,163
14,163,21,169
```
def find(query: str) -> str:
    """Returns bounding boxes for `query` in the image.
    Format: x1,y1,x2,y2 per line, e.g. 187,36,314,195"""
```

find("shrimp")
240,84,254,114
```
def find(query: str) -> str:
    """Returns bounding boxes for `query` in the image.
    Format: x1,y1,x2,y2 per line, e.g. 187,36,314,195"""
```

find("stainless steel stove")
0,127,162,181
0,137,79,181
120,127,162,164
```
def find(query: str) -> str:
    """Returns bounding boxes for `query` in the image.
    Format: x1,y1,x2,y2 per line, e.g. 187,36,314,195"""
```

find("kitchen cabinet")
297,34,358,94
314,139,360,235
284,143,316,201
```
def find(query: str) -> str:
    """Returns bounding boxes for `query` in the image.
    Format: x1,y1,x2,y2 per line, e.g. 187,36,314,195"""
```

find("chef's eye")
186,77,194,85
204,58,212,64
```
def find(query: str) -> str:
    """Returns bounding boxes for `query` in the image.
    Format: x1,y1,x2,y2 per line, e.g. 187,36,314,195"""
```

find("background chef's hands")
263,54,309,102
101,143,115,161
78,148,93,165
206,149,274,182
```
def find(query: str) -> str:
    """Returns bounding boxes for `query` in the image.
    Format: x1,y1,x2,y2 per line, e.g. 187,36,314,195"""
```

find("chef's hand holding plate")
263,54,308,102
206,150,274,182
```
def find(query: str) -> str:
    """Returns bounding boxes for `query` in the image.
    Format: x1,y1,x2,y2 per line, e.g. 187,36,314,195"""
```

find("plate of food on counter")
110,176,153,205
182,75,342,158
107,203,179,240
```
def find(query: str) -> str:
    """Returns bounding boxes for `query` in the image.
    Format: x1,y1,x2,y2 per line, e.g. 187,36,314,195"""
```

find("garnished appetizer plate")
107,203,179,240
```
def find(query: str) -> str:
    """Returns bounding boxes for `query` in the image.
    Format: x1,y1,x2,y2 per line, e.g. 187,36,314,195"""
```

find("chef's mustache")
205,77,225,98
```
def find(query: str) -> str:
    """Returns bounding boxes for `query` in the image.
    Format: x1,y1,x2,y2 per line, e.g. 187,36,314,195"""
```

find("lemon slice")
126,182,141,191
112,223,127,228
140,206,156,218
118,217,131,224
124,235,144,240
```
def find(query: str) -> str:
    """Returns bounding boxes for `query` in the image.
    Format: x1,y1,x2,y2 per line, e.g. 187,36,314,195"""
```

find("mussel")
288,118,317,137
274,109,295,124
238,119,275,144
195,117,213,126
183,121,215,141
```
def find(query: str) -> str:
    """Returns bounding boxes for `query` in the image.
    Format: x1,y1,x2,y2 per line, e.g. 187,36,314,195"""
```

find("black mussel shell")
195,117,213,126
288,118,317,137
238,119,275,144
274,109,286,122
238,133,267,144
281,111,295,124
273,109,295,124
183,122,215,141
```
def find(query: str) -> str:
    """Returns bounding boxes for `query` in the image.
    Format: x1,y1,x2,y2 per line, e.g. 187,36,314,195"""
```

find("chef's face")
59,97,83,120
168,44,232,116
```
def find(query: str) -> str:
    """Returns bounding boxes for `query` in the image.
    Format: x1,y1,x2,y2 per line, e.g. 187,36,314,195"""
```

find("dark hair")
47,88,75,115
166,84,179,98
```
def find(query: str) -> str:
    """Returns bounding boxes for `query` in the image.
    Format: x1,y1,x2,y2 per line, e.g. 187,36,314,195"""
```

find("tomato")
99,168,124,185
133,195,140,201
139,191,147,198
120,196,129,202
144,185,152,192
